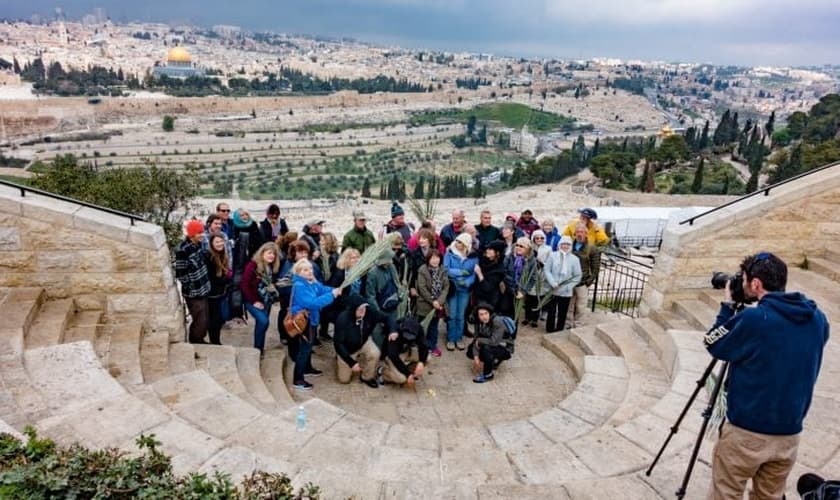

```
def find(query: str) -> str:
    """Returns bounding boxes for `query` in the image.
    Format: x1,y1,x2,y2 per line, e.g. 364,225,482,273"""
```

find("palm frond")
340,233,399,289
406,194,438,223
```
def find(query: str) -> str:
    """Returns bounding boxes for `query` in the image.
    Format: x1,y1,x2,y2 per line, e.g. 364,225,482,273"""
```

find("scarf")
513,255,525,284
232,209,252,229
429,265,443,299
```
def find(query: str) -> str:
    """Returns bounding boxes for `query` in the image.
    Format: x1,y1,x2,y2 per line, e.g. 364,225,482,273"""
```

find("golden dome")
166,46,192,63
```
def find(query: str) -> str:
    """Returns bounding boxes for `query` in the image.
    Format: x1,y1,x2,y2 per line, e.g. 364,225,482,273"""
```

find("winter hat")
475,302,495,315
185,219,205,238
559,235,573,246
578,208,598,220
391,202,405,218
232,209,252,229
531,229,546,242
352,210,366,220
377,247,395,265
487,240,507,254
345,293,369,312
455,232,473,249
505,212,518,222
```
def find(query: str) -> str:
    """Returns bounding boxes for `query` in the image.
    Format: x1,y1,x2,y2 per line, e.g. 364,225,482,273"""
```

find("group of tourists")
175,201,610,391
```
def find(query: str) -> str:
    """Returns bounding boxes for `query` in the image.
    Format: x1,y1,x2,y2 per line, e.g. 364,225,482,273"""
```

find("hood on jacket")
345,293,368,312
761,292,819,325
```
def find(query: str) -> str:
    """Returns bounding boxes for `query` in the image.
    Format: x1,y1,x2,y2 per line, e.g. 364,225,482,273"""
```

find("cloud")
542,0,840,26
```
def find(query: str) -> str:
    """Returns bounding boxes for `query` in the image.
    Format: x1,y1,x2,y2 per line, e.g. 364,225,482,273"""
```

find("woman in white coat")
543,235,582,333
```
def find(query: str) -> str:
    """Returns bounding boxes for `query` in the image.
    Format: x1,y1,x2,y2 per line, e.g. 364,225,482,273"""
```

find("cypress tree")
713,110,731,146
698,120,710,150
691,157,705,193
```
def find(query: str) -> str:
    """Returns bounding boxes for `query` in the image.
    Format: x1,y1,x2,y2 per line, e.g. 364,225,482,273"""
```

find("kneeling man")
334,294,398,388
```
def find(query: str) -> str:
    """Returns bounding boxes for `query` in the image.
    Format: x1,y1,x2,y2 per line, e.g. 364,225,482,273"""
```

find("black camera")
711,271,755,304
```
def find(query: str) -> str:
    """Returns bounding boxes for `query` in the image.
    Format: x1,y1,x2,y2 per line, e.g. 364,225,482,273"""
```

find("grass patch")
410,103,577,133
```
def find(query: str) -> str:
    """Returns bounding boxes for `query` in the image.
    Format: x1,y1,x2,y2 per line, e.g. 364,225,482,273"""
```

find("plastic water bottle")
296,406,307,432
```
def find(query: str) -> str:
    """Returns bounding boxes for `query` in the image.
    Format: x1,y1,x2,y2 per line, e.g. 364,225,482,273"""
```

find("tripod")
646,357,729,499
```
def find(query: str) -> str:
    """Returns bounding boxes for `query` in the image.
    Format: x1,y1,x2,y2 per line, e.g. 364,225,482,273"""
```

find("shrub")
0,428,321,499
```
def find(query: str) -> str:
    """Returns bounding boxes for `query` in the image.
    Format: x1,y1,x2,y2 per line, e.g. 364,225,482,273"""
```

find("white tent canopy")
594,206,712,248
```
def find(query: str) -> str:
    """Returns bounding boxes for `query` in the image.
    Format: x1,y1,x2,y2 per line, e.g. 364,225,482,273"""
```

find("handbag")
283,286,309,337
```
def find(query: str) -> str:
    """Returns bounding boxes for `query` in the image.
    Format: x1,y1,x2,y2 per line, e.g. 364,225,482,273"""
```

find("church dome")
166,46,192,64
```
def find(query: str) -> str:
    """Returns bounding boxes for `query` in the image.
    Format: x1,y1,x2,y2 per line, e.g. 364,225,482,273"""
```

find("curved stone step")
671,299,717,332
594,323,670,425
633,317,677,379
649,308,693,331
0,288,44,360
168,342,196,375
151,370,265,439
26,298,75,349
542,333,586,380
101,321,145,386
260,348,296,408
236,347,284,411
808,256,840,285
568,326,617,356
556,356,628,429
63,310,104,344
140,330,171,384
193,344,272,412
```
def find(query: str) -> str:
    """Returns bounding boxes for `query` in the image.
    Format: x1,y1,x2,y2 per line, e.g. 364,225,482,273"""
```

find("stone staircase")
1,248,838,499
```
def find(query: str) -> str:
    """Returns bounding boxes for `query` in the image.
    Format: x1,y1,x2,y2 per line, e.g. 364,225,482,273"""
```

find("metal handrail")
679,161,840,226
0,179,146,226
602,249,654,269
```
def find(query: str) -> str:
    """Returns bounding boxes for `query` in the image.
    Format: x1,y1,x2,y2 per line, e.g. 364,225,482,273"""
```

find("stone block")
368,445,441,482
175,392,263,439
293,469,383,500
0,186,23,215
566,428,652,476
296,434,371,477
508,443,595,485
384,424,439,452
0,250,33,270
152,370,225,408
36,393,169,449
477,484,570,499
20,194,79,227
583,355,629,379
128,222,166,251
119,418,224,477
0,226,21,251
488,419,551,453
112,245,149,271
439,427,518,485
616,412,696,457
37,250,114,273
24,341,125,414
199,446,298,483
558,390,617,426
381,481,478,500
70,273,164,295
529,407,594,443
575,372,628,403
563,476,661,500
73,207,131,243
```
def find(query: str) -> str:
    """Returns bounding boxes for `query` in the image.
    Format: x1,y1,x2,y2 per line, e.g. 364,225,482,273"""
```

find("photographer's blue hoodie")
705,292,829,435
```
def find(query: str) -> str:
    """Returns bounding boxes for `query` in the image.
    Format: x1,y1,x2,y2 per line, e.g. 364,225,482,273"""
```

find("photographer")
703,252,829,499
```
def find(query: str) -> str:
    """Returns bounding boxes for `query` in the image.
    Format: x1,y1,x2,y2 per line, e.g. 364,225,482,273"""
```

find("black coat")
334,297,397,368
474,256,505,310
259,217,289,242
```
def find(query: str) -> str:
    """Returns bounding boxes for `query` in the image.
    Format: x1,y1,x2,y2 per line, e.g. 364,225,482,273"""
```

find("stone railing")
641,163,840,314
0,183,184,341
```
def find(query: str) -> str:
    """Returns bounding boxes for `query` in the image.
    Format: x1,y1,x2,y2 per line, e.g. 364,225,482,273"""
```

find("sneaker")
455,340,466,351
473,372,495,383
293,380,313,391
305,367,323,377
360,377,379,389
446,341,455,351
430,347,442,357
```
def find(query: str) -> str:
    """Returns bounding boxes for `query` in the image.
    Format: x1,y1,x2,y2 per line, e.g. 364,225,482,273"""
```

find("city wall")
641,162,840,314
0,183,184,341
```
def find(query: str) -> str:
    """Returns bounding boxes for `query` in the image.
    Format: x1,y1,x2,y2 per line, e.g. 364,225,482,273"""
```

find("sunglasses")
219,209,230,213
534,237,545,240
746,252,771,277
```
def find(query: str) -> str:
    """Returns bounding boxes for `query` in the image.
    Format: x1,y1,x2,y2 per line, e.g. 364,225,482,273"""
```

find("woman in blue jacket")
444,233,479,351
289,259,341,391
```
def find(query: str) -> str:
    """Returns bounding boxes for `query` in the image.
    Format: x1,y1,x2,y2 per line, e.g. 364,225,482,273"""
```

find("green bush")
0,428,321,499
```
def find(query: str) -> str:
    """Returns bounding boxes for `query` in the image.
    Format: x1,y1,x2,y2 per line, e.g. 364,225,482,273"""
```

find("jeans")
245,301,272,352
447,290,470,343
186,297,208,344
467,343,511,375
207,296,224,345
426,317,440,350
292,326,315,383
545,295,572,333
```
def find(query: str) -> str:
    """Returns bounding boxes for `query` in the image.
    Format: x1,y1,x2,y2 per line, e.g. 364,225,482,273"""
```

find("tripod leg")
676,362,729,500
646,358,717,477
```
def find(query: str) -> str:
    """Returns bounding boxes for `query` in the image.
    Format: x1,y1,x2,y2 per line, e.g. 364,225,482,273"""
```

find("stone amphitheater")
0,164,838,499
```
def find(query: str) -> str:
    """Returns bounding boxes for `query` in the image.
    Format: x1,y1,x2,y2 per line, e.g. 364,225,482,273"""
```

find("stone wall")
641,163,840,314
0,183,184,341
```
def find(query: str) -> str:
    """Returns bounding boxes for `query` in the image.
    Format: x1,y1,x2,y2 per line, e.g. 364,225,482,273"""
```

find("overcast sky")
4,0,840,66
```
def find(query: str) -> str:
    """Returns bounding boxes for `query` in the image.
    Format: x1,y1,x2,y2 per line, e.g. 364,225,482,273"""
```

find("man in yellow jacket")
562,208,610,248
